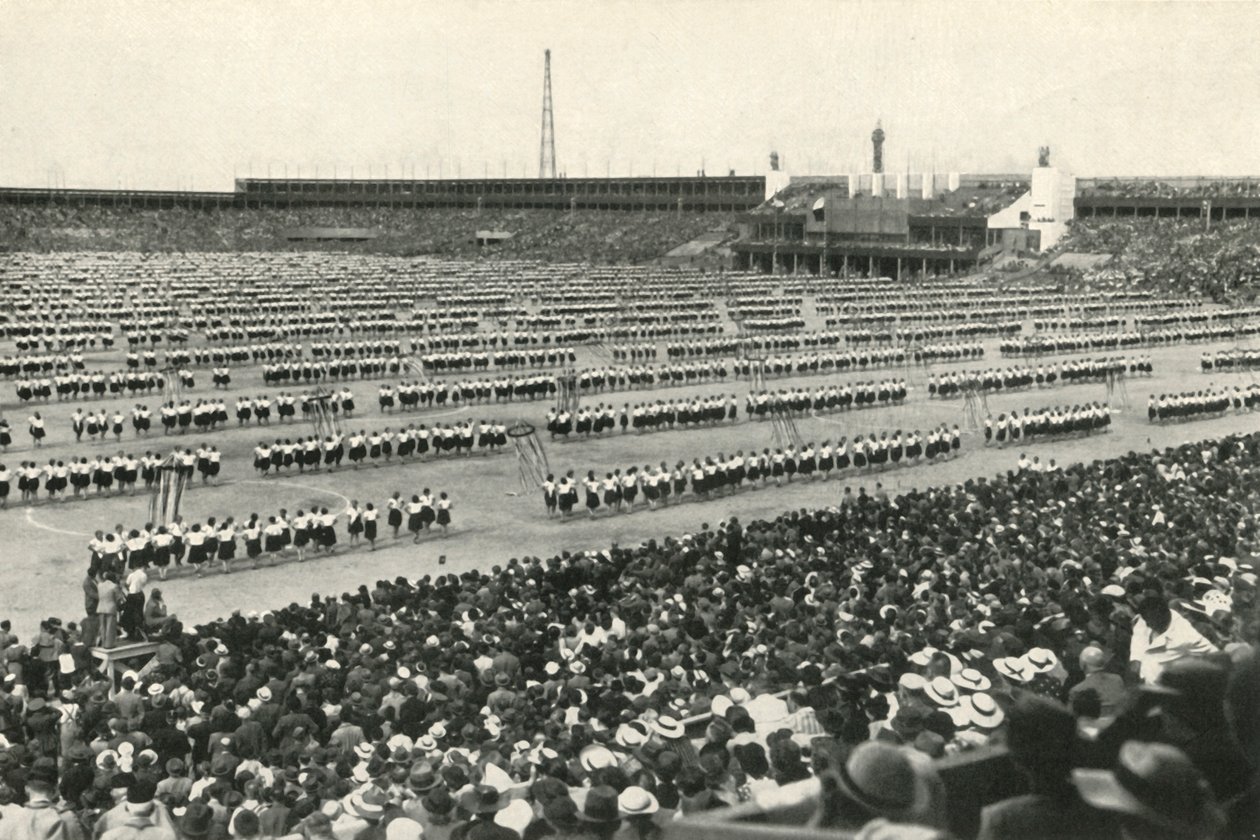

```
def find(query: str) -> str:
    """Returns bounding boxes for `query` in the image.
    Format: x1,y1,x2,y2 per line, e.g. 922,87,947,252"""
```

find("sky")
2,0,1259,191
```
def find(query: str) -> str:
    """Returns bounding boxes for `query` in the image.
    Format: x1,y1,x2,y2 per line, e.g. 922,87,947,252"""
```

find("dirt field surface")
2,293,1257,633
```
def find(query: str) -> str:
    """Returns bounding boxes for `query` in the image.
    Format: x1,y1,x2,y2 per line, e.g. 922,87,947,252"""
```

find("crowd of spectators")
0,206,734,265
1056,219,1260,303
1080,179,1260,199
0,430,1255,839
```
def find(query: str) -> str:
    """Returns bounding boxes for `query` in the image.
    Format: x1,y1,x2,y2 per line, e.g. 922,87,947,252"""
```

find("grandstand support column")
842,255,849,278
896,257,902,281
868,256,875,277
792,253,799,274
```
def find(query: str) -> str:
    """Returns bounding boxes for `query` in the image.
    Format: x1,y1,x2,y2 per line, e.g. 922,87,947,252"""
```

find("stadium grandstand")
0,176,760,263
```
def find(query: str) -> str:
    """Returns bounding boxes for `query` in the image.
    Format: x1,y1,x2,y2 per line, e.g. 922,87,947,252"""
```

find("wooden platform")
90,642,161,696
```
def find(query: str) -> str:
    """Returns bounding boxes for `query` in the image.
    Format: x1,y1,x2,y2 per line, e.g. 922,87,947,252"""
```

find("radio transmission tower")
538,49,557,179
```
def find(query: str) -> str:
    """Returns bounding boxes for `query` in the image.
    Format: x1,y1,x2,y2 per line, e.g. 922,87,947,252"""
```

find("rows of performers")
251,422,509,475
1200,349,1260,371
928,356,1154,398
11,369,196,403
983,403,1113,444
663,332,845,359
541,425,960,518
745,380,908,416
85,489,453,579
0,352,89,377
0,446,221,506
1148,385,1260,422
546,398,733,438
64,401,236,441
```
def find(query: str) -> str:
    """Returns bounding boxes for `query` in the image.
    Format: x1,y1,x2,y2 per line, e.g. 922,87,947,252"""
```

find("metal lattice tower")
538,49,557,179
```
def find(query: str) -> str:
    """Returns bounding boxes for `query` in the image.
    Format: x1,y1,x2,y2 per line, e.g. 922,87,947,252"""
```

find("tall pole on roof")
539,49,557,179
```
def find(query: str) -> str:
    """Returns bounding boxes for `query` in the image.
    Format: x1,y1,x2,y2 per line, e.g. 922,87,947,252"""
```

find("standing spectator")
1068,647,1130,721
1129,596,1217,684
95,573,122,649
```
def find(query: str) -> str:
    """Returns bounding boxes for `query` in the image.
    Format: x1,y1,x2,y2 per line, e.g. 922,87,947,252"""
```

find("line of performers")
745,381,908,417
1148,385,1260,422
546,397,735,439
575,361,728,393
417,348,578,373
542,425,960,517
261,359,405,385
0,352,88,376
928,356,1153,398
983,403,1112,445
12,370,195,404
0,446,220,505
251,422,509,474
85,489,452,578
233,390,359,425
664,332,845,359
1200,349,1260,371
387,376,559,405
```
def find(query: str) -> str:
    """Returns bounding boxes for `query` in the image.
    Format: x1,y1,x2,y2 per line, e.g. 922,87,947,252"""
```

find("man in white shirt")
1128,596,1216,684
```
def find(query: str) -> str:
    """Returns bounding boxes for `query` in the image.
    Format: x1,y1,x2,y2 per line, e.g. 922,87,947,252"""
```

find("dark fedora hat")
578,785,621,823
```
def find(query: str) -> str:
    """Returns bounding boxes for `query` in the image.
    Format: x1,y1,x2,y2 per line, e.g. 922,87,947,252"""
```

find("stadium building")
732,166,1079,277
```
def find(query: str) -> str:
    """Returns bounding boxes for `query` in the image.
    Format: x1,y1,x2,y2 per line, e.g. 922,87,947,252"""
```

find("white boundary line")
24,507,91,537
240,480,353,515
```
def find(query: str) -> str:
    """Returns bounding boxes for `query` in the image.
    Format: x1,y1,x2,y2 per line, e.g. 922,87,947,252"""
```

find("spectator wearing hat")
1074,741,1224,840
1143,657,1252,804
612,786,660,840
174,801,213,839
812,741,943,833
333,787,390,840
414,787,455,840
977,696,1114,840
155,759,192,806
530,795,579,840
451,785,514,840
569,786,620,840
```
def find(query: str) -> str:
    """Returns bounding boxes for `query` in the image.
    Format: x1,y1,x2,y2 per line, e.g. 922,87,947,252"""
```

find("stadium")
1,6,1258,840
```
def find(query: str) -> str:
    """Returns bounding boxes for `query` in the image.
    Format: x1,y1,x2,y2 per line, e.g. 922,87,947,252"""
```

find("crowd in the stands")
0,430,1255,839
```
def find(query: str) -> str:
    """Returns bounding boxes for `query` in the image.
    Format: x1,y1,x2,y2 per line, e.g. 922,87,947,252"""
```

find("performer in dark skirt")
363,503,378,550
418,490,436,538
318,508,337,552
436,493,452,534
263,516,285,558
292,510,311,561
243,516,263,568
557,475,576,518
584,472,601,517
347,502,364,547
185,525,209,572
406,495,425,539
387,492,404,538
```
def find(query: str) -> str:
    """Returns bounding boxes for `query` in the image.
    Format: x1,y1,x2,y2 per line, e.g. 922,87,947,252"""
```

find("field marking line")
239,480,353,515
24,507,91,537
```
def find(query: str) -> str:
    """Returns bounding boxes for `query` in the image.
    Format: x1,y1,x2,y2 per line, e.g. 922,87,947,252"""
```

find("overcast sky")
3,0,1258,190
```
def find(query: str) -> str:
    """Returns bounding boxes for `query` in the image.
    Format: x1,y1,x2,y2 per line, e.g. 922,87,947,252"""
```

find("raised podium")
89,642,161,696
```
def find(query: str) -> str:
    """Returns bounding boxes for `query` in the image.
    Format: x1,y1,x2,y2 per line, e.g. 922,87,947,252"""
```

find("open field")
2,299,1258,633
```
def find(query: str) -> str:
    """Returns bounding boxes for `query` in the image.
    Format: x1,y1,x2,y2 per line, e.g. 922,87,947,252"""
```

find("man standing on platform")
95,572,122,649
